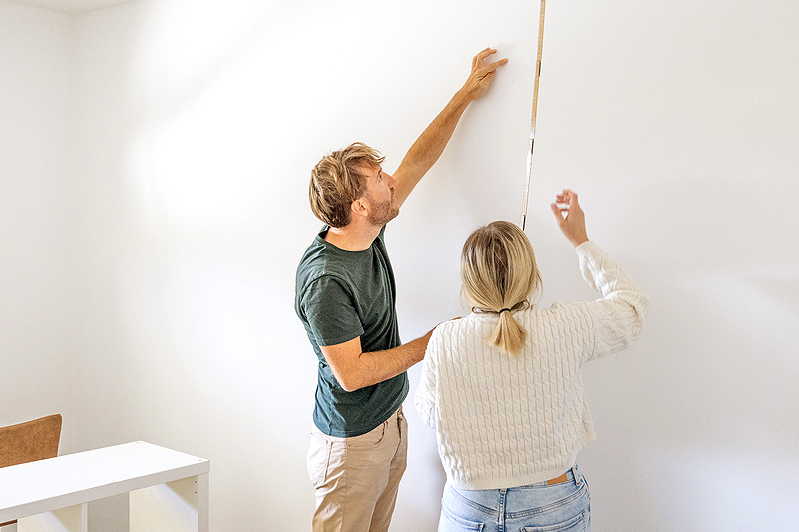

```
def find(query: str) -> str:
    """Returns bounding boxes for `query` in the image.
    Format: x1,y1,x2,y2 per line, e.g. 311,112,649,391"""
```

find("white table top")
0,441,209,522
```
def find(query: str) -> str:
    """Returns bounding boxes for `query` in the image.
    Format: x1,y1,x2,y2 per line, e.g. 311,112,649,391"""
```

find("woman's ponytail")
488,307,528,355
460,221,542,356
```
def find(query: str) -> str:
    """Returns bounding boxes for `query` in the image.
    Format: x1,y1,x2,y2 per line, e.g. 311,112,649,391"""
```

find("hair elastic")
499,308,512,314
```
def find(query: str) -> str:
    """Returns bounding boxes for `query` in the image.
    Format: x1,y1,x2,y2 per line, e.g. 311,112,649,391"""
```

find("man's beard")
367,195,399,227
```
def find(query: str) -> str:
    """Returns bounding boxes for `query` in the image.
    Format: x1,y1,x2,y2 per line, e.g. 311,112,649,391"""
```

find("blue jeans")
439,466,591,532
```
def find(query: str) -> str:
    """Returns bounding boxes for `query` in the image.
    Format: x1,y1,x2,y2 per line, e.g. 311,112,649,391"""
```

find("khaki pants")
307,407,408,532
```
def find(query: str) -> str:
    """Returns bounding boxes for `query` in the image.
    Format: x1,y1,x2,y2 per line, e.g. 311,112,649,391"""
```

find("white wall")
0,1,77,451
4,0,799,530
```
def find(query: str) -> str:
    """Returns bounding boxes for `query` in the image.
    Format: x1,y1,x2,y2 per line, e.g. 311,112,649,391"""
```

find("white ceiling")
9,0,136,14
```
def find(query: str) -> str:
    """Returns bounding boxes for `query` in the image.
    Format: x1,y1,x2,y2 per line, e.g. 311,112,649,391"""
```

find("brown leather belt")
546,472,569,485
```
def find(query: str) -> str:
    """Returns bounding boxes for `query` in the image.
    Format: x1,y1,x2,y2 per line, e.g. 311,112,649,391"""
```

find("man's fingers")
477,47,497,60
473,48,499,68
484,58,509,72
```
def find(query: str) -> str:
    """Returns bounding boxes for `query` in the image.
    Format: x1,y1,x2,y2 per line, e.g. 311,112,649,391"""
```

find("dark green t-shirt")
295,225,407,437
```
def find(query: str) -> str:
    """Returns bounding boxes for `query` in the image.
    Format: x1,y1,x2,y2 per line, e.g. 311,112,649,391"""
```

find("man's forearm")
348,330,433,391
396,89,472,184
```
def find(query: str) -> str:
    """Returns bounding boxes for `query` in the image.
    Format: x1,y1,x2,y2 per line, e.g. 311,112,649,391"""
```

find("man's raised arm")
392,48,508,208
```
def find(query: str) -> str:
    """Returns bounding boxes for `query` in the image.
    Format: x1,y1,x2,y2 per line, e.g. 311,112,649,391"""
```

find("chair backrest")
0,414,62,468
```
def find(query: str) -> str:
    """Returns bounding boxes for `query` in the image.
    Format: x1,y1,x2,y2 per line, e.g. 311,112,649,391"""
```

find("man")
295,48,507,531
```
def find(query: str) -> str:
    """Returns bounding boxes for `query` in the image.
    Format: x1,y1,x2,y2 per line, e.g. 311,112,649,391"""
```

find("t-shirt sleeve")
300,275,364,347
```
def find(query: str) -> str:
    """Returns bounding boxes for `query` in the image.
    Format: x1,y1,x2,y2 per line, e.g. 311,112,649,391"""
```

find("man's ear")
351,197,369,219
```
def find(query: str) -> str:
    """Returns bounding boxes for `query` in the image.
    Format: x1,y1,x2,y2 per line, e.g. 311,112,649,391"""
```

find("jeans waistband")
528,465,580,488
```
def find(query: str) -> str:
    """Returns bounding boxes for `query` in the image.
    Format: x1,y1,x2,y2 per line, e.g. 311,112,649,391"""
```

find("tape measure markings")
521,0,547,231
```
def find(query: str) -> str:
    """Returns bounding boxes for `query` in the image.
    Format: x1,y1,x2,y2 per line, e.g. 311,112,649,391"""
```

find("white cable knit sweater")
414,241,648,490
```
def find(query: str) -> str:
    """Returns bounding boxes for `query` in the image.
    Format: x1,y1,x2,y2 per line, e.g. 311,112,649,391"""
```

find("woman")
415,190,648,531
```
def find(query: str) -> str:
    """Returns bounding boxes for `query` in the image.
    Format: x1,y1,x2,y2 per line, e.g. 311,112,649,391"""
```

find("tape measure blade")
521,0,547,229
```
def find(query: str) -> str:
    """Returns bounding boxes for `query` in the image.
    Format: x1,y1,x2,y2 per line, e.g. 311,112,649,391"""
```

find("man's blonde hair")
308,142,386,228
460,221,542,355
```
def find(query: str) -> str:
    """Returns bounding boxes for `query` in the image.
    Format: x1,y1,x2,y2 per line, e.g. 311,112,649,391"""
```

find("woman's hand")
550,189,589,247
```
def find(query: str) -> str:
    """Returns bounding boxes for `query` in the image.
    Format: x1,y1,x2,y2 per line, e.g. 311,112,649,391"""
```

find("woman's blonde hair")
460,221,542,355
308,142,385,228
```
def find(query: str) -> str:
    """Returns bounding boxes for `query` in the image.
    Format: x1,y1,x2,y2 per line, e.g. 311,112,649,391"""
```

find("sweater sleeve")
576,241,649,363
414,326,440,429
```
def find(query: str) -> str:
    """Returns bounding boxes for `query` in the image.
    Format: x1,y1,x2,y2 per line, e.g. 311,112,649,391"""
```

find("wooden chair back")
0,414,62,527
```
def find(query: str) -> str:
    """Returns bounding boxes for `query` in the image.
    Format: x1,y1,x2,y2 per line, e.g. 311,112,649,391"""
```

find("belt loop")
498,489,507,532
573,464,581,486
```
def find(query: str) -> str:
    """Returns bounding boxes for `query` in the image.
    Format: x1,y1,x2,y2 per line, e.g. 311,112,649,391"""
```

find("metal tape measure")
521,0,547,230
